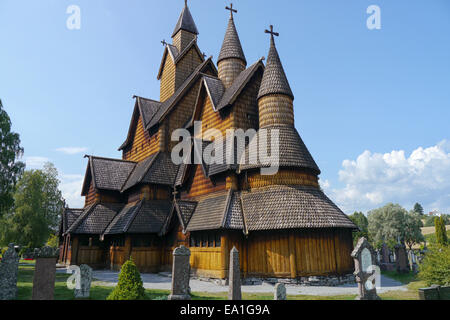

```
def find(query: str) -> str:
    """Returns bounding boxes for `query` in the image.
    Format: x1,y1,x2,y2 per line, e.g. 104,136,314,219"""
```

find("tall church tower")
171,0,199,51
217,4,247,89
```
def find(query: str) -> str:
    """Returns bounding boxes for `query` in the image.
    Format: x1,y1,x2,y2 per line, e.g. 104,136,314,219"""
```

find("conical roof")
172,3,199,37
217,16,246,65
258,36,294,100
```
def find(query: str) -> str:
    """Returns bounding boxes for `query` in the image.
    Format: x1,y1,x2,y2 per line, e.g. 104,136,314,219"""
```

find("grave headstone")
74,264,93,299
168,245,191,300
274,283,287,300
0,244,20,300
381,243,390,264
351,238,380,300
228,247,242,300
32,247,59,300
394,244,409,273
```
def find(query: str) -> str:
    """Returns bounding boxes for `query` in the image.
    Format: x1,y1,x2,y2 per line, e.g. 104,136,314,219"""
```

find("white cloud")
56,147,88,155
59,174,84,208
328,140,450,214
25,156,50,169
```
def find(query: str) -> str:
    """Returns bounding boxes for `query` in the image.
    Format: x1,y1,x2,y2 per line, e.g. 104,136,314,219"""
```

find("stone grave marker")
74,264,93,299
394,244,409,273
228,247,242,300
274,283,287,300
0,244,20,300
381,243,390,264
168,245,191,300
32,247,59,300
351,238,380,300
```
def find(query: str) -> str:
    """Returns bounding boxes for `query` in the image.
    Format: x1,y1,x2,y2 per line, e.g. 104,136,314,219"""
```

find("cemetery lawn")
15,262,423,300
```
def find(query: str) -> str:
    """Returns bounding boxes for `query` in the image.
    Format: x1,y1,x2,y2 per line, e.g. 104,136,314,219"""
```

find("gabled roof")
149,57,217,130
186,190,233,232
119,97,162,151
157,39,204,80
241,185,357,231
81,156,136,195
103,200,172,235
258,35,294,100
60,208,83,235
172,3,199,37
67,203,124,235
121,152,181,192
202,75,225,111
218,16,246,65
239,126,321,175
174,200,197,233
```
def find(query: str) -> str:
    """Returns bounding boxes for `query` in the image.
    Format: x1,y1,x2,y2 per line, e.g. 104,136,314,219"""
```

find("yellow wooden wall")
123,116,160,162
77,247,104,267
184,164,226,199
160,54,176,102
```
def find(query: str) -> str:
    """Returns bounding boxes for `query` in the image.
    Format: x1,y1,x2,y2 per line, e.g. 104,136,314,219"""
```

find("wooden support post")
220,234,229,279
289,232,297,279
71,237,79,266
125,236,132,261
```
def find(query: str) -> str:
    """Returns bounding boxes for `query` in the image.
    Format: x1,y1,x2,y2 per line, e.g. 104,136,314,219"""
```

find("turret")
217,4,247,89
257,25,294,128
172,0,199,52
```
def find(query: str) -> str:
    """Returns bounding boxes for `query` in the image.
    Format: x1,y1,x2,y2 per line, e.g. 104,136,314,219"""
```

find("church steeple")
172,0,199,51
258,25,295,128
217,3,247,89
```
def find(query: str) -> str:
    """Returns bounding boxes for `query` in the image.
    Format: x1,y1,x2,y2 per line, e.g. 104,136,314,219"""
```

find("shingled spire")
256,26,295,128
217,3,247,89
172,0,199,51
258,26,294,101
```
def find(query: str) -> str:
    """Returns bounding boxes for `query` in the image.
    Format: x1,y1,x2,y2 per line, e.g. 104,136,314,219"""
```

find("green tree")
404,211,425,250
418,244,450,286
0,163,65,248
349,211,369,244
435,216,448,246
107,259,147,300
367,203,408,246
0,99,25,218
413,203,424,216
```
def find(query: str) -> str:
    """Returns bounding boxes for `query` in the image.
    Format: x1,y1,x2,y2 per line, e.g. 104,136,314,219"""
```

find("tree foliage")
0,99,25,218
418,245,450,286
403,211,425,249
435,216,448,246
349,211,369,244
0,163,65,248
413,203,424,216
368,203,408,246
107,259,147,300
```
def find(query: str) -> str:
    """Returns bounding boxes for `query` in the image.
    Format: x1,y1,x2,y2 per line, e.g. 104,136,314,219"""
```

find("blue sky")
1,0,449,214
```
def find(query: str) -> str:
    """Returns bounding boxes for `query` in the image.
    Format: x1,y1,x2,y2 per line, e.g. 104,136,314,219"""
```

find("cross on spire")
225,3,237,19
184,0,188,7
161,39,167,46
265,25,279,39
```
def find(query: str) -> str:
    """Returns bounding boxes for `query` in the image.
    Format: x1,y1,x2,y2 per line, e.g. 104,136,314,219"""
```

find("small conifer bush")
107,259,147,300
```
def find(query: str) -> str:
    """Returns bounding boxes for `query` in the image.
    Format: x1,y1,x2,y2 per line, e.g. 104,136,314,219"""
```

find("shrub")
418,245,450,286
107,259,147,300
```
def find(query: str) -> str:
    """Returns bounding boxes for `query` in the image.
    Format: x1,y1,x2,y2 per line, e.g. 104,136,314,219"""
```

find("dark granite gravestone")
351,238,380,300
228,247,242,300
32,247,59,300
394,244,409,273
274,283,287,300
381,243,390,263
419,285,450,300
74,264,93,299
0,244,20,300
168,246,191,300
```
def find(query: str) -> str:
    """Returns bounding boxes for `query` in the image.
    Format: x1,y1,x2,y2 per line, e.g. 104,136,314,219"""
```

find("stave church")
59,1,357,281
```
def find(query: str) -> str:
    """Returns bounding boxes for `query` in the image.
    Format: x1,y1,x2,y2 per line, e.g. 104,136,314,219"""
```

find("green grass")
14,263,424,300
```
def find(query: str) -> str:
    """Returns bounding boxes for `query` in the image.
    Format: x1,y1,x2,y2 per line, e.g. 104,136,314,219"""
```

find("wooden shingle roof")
217,16,246,65
171,3,199,37
239,126,321,175
60,208,83,235
241,185,357,231
67,203,124,235
258,36,294,100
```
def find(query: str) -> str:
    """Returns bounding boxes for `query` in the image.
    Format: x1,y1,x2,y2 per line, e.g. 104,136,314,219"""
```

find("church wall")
173,30,196,52
258,94,295,128
123,116,160,162
175,47,203,90
232,70,262,131
247,170,319,189
197,91,233,140
160,55,176,102
183,164,226,199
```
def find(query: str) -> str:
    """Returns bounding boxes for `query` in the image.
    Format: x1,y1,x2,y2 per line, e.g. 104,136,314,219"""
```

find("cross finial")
161,39,167,46
265,25,279,39
202,52,207,59
225,3,237,19
184,0,188,7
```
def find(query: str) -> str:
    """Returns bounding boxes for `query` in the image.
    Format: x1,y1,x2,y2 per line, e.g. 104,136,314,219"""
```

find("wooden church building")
59,2,357,280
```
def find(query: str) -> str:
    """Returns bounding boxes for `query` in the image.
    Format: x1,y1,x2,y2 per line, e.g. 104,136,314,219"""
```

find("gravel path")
88,270,408,296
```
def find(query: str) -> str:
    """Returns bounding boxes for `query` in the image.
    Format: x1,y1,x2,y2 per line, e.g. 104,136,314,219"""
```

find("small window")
208,233,214,247
215,234,221,247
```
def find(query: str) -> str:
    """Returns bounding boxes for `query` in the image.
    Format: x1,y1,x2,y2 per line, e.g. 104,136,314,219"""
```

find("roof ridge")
86,155,137,164
120,152,160,192
122,200,145,233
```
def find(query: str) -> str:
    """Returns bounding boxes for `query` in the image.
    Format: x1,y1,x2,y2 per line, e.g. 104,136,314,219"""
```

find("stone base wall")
191,274,356,287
